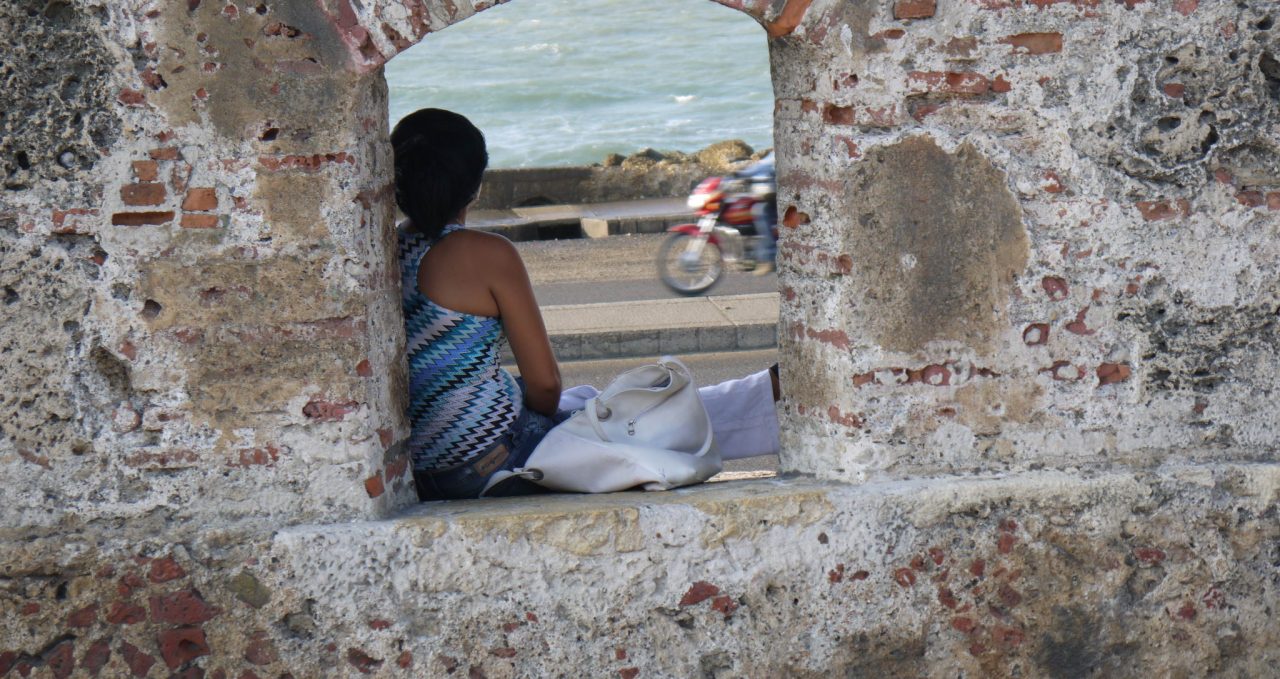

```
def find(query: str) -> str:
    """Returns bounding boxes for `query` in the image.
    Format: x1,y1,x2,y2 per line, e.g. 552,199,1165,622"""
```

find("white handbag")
487,357,721,494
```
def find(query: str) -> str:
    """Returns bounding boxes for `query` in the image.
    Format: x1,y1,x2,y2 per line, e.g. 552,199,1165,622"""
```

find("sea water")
385,0,774,169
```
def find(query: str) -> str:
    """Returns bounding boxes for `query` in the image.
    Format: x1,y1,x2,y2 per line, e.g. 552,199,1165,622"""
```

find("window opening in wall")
386,0,773,168
383,0,783,487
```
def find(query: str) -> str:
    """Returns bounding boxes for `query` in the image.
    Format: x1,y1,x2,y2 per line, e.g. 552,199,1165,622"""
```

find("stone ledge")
279,464,1280,552
262,463,1280,676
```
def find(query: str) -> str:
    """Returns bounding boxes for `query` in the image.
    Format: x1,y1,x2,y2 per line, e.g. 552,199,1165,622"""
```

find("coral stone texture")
0,2,120,198
4,0,418,533
0,472,1277,677
774,0,1280,480
1,0,1278,676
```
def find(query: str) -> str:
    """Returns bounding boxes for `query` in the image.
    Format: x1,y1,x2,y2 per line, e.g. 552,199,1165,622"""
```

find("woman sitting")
393,108,778,501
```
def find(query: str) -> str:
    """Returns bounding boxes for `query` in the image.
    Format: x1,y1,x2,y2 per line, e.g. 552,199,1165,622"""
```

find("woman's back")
400,225,522,471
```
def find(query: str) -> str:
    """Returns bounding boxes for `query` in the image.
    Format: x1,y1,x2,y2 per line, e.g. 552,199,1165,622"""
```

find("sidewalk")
470,197,692,241
503,292,780,362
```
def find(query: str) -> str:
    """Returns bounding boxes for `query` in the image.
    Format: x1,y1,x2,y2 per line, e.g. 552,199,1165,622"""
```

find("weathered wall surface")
1,470,1277,677
774,0,1280,480
0,2,121,200
2,0,1278,676
1,0,418,535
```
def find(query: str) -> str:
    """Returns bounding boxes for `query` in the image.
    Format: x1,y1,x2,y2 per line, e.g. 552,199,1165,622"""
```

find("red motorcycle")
656,172,773,295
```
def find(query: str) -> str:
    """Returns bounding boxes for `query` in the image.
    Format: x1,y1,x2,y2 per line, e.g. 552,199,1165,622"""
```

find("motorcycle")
656,157,776,296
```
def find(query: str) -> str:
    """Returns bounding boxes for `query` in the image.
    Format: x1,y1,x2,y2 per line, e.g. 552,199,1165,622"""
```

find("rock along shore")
473,139,769,211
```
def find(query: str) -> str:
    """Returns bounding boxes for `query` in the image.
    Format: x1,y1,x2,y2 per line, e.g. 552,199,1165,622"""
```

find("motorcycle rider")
657,150,778,294
734,152,777,275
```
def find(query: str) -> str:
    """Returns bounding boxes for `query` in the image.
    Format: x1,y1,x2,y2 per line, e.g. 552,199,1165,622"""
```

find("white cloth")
556,384,601,412
557,368,779,461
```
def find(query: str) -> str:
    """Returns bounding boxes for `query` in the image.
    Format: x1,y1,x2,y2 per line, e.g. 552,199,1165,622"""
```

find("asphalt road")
518,233,777,306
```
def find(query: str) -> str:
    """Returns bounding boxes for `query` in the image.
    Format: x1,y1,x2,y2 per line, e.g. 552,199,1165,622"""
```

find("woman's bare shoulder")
446,228,521,263
451,227,513,246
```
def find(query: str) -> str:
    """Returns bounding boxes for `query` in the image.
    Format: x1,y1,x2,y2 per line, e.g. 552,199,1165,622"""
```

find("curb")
473,215,689,242
542,322,779,362
503,293,781,362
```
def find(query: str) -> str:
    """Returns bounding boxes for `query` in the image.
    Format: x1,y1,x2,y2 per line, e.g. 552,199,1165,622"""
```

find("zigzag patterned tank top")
401,224,522,472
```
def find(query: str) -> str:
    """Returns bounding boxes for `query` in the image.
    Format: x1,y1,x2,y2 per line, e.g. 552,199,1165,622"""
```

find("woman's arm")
486,238,562,416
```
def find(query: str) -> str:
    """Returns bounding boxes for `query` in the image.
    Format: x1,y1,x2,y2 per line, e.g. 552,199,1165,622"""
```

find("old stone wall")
774,0,1280,480
1,0,418,536
1,469,1276,677
1,0,1277,676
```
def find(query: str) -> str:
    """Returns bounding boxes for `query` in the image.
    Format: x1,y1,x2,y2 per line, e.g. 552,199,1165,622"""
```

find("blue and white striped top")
400,224,522,472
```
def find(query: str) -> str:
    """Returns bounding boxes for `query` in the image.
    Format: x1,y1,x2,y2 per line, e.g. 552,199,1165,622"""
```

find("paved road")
518,233,777,306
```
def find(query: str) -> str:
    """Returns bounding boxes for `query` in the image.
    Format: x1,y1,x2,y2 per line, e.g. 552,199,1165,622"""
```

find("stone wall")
1,469,1276,677
2,0,418,536
1,0,1276,676
774,0,1280,481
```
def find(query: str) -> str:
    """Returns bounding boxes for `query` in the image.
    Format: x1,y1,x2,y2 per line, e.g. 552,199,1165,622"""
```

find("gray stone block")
581,218,611,238
617,330,661,358
735,323,778,350
697,326,738,353
549,334,582,361
577,332,621,360
659,328,702,355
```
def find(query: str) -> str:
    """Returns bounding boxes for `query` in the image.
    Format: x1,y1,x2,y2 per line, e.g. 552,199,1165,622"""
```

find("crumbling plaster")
0,1,120,199
3,0,417,534
268,467,1280,677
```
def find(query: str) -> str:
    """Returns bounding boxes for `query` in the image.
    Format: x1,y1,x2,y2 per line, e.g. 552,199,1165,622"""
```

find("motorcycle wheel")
657,232,724,296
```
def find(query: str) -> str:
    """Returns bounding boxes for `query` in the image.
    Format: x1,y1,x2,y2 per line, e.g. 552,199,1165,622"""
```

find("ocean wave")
386,0,772,168
513,42,566,55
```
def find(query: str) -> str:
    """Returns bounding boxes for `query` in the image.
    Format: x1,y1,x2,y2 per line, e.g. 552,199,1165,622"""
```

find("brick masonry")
0,0,1277,675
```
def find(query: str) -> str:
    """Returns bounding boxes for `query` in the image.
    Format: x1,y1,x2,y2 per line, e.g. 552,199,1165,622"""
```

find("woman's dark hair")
391,108,488,238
